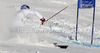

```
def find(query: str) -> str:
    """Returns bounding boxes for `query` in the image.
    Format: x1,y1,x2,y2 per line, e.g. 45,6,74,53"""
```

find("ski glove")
40,17,45,21
40,17,46,25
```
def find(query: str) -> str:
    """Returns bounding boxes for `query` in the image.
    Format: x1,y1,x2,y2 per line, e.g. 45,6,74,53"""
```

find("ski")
53,43,68,49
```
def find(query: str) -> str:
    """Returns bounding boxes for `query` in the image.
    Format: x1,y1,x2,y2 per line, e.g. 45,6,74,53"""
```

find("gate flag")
78,0,95,8
76,0,96,45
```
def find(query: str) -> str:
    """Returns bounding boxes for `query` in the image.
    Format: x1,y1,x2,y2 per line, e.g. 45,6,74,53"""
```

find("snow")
0,0,100,53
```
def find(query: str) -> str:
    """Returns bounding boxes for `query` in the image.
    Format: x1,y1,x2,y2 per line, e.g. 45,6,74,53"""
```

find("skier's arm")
29,10,46,25
31,10,45,22
28,10,43,19
34,11,43,19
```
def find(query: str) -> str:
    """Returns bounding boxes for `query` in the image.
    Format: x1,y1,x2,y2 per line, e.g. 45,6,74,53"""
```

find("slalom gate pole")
91,0,96,45
46,6,68,21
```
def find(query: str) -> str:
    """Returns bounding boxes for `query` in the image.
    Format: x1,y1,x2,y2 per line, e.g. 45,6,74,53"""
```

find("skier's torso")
16,9,43,21
13,9,34,27
16,9,35,20
13,9,43,27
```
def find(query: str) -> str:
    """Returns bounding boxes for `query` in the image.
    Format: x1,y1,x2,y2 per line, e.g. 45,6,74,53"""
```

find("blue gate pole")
75,0,79,41
91,0,96,45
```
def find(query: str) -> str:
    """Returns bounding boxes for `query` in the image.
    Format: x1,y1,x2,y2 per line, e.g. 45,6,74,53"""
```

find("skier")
13,4,45,28
9,4,46,32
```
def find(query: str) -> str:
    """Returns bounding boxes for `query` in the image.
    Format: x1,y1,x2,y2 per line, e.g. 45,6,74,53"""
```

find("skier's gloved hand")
40,17,46,25
40,17,45,22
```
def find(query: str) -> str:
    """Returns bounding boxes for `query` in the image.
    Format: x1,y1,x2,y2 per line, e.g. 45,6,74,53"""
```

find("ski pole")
46,6,68,21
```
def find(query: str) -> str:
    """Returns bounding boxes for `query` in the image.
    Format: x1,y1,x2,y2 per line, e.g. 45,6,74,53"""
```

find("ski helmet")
21,4,30,9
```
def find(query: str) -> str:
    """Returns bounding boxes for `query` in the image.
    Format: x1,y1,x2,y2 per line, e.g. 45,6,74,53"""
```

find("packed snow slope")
0,0,100,53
